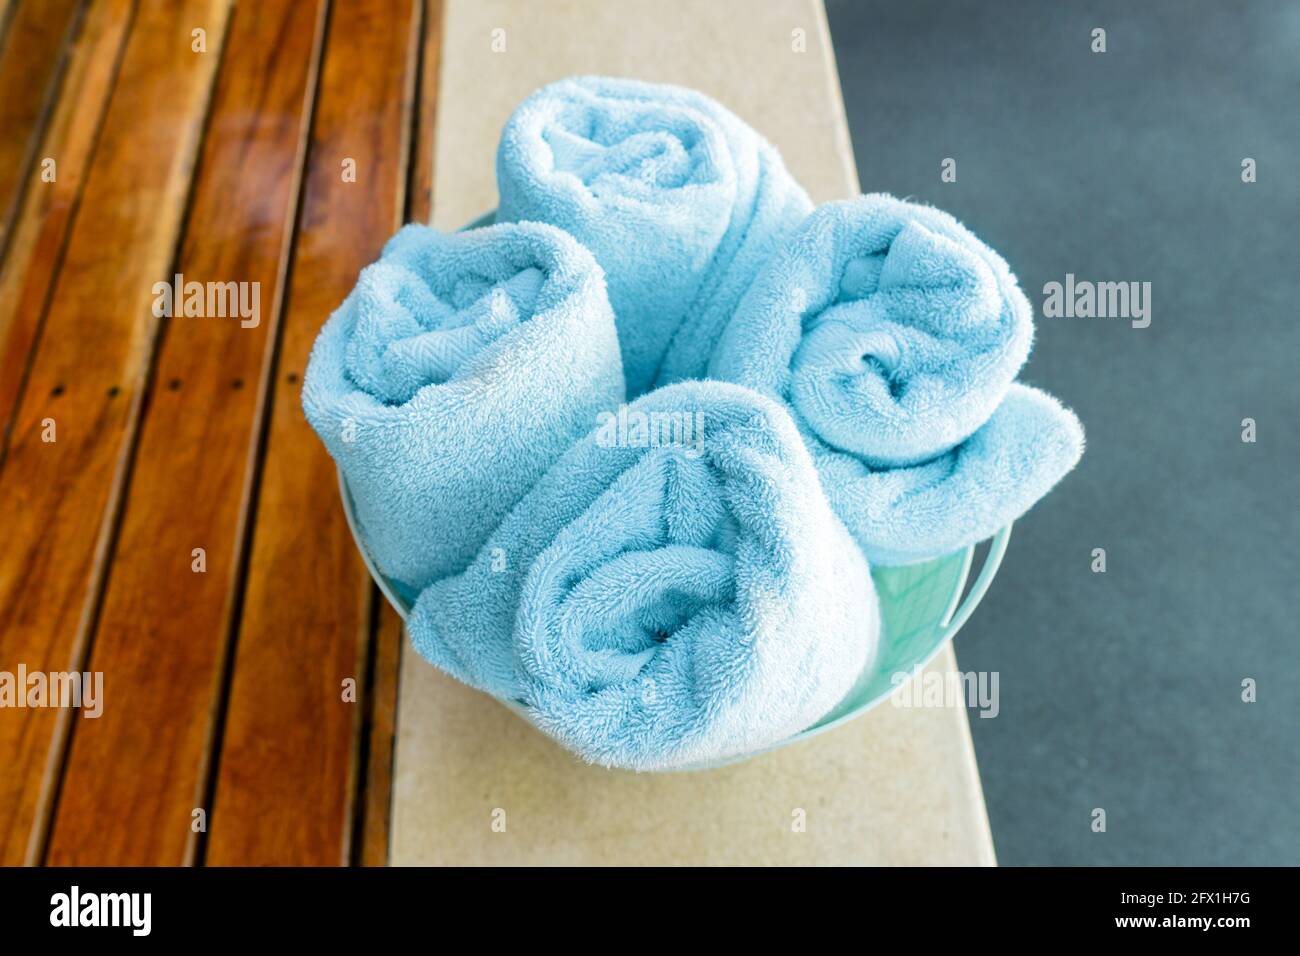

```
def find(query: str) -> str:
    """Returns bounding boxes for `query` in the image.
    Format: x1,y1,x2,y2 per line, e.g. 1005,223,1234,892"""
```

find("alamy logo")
1042,273,1151,328
50,886,151,936
594,405,705,459
889,667,1000,718
0,666,102,718
151,272,260,328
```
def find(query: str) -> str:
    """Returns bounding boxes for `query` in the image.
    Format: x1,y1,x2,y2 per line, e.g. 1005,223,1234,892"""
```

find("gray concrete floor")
826,0,1299,865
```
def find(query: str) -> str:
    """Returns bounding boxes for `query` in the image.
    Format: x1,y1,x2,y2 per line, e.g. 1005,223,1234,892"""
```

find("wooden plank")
0,0,83,252
0,0,232,867
392,0,995,866
204,0,420,867
42,0,327,867
0,0,133,458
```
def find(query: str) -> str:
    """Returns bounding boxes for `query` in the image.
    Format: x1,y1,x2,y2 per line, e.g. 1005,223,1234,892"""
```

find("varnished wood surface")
0,0,444,866
44,0,327,867
203,0,421,867
0,0,133,453
0,0,233,866
0,0,82,252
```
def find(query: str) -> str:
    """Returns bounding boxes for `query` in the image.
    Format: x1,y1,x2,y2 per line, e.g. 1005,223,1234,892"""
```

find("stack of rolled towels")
303,76,1084,772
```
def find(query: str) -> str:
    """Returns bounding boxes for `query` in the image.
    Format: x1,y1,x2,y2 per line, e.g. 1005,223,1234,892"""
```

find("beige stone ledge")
392,0,997,866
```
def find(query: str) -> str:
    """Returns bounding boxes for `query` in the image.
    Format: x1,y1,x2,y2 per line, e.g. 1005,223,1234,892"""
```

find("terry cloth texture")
303,221,625,591
496,75,812,395
407,380,880,771
710,194,1082,564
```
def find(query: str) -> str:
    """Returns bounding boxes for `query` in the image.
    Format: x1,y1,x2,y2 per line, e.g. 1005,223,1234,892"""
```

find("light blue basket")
338,208,1011,770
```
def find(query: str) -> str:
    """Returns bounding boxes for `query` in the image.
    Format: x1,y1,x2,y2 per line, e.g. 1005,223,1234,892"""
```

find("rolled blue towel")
812,383,1084,565
407,381,879,771
496,75,813,396
711,193,1034,465
710,194,1082,564
302,221,625,592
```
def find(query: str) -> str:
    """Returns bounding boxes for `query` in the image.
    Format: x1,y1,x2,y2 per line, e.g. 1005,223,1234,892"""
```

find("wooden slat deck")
0,0,442,866
46,0,326,867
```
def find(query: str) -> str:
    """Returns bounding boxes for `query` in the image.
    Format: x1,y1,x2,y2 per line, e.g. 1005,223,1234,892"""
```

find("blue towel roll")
303,221,625,591
407,381,879,771
812,383,1084,565
711,193,1034,466
496,75,812,395
710,194,1082,564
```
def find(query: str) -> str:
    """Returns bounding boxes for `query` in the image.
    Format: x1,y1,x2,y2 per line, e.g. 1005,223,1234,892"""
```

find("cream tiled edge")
390,0,997,865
